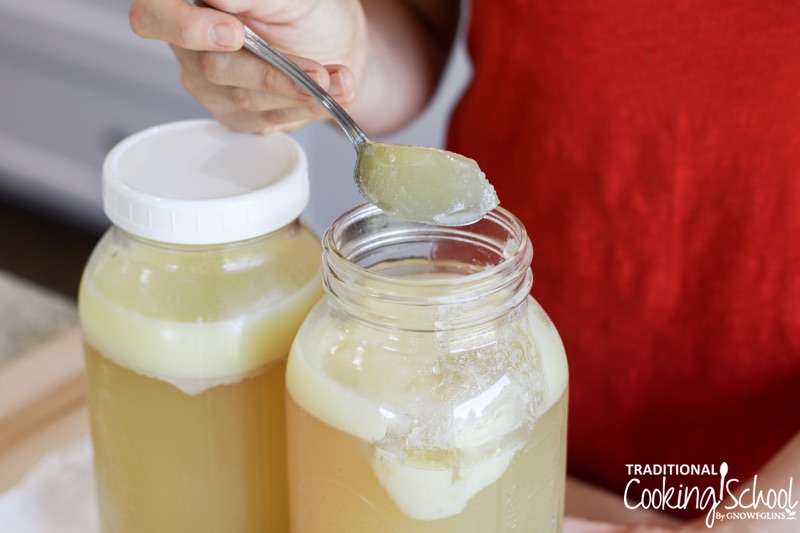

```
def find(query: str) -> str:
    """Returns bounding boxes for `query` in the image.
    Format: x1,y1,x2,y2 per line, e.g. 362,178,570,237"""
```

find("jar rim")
324,203,532,287
322,204,533,330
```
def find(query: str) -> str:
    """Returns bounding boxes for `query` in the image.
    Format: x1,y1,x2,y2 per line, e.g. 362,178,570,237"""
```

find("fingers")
130,0,244,51
180,47,330,94
130,0,365,132
173,44,358,132
326,65,356,102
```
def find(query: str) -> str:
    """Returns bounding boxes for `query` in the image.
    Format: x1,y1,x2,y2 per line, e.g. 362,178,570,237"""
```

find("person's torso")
449,0,800,518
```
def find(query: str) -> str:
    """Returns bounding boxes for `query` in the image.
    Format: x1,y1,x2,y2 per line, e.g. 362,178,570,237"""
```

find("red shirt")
449,0,800,518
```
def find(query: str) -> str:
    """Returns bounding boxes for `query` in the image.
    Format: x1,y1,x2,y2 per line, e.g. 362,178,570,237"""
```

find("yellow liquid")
286,291,569,532
79,225,323,532
287,391,567,532
85,345,289,532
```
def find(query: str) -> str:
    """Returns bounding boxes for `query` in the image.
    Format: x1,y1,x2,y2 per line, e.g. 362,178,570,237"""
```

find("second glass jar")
79,120,323,532
286,204,569,532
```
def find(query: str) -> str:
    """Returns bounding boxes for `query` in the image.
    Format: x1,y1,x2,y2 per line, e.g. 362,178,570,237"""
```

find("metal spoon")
240,22,498,226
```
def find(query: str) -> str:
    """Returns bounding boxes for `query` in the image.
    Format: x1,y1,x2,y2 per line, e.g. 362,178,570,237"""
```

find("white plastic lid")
102,119,309,245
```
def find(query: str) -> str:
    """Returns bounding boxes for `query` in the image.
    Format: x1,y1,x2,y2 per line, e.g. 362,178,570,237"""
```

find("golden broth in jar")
79,120,322,532
80,224,322,532
285,205,569,532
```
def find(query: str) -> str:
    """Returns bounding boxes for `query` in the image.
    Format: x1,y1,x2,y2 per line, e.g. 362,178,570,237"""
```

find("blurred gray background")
0,0,471,235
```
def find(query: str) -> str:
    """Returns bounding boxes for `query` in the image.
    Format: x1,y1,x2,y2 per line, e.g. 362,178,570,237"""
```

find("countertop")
0,270,78,366
0,269,87,492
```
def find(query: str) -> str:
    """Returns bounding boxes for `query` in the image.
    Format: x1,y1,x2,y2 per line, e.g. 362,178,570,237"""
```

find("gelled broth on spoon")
355,142,499,226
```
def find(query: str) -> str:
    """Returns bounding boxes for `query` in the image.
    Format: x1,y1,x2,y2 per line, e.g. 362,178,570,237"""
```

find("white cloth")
0,438,98,533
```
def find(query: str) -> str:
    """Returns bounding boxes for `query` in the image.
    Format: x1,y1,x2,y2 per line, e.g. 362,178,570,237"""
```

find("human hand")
129,0,365,132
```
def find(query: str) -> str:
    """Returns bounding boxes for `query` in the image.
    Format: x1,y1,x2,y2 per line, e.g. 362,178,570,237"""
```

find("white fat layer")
80,274,321,395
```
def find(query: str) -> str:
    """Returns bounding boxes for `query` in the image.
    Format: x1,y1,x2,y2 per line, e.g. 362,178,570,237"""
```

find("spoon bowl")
239,23,499,225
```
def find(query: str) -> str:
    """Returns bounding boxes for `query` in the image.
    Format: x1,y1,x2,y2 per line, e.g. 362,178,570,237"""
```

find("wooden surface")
0,327,89,492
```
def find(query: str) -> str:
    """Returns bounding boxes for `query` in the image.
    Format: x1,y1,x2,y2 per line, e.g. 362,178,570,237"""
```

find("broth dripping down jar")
285,203,569,532
78,119,323,532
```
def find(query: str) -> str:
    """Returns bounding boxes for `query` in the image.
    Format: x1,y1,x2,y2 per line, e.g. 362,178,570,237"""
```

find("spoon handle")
242,27,368,149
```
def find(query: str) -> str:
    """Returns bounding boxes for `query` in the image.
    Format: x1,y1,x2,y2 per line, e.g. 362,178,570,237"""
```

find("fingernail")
211,23,239,48
302,69,325,88
329,70,350,98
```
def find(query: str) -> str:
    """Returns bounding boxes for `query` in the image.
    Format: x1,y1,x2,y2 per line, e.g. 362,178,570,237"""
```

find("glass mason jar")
286,204,569,532
78,120,323,532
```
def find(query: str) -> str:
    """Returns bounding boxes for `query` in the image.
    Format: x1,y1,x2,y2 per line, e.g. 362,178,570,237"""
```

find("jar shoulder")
79,222,323,321
289,295,568,406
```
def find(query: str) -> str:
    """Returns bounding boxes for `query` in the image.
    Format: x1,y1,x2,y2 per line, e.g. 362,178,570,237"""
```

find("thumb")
129,0,244,51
